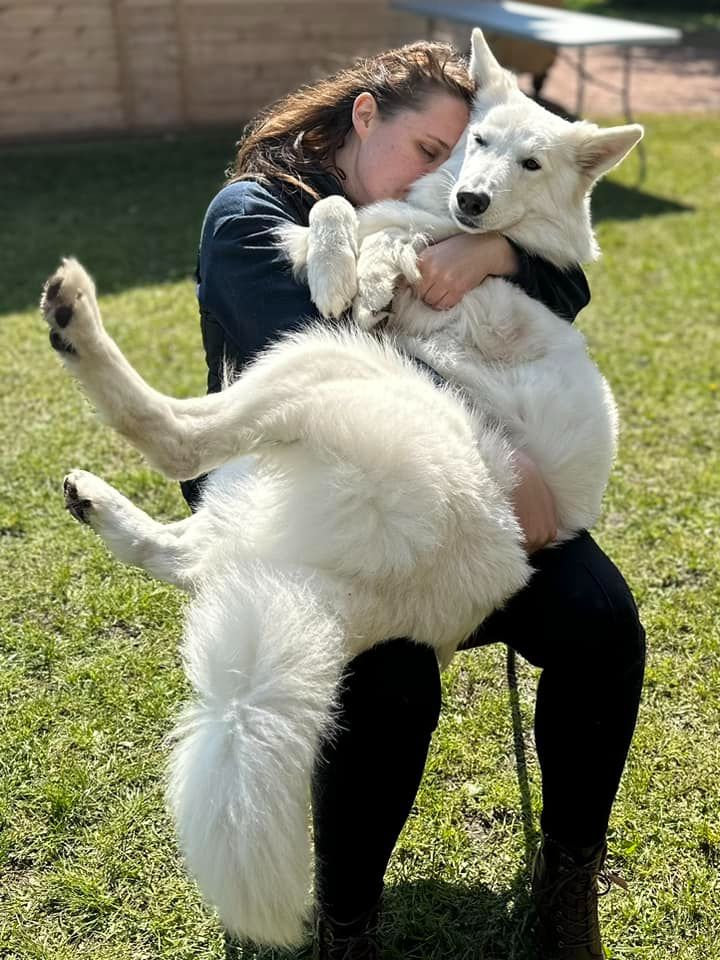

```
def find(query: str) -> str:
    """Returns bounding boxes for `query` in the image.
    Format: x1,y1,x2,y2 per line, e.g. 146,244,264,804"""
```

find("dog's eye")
474,135,487,147
522,158,542,171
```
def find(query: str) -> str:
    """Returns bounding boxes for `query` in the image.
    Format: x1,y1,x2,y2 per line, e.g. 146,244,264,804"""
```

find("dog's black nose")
456,191,491,218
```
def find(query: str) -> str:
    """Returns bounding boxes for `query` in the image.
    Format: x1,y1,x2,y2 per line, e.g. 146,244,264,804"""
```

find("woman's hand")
412,233,519,310
510,450,558,554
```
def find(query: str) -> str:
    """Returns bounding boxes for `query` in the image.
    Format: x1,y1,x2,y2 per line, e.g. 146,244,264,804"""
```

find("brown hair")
226,41,474,199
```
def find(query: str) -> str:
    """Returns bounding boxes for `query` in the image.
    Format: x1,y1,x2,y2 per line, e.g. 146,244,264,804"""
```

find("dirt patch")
523,40,720,117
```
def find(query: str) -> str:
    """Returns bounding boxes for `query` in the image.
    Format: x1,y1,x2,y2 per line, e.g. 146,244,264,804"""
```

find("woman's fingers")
415,281,460,311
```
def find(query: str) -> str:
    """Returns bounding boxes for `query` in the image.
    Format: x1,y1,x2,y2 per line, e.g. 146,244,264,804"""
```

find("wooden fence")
0,0,421,141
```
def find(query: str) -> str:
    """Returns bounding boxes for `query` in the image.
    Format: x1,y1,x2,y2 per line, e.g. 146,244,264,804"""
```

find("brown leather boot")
314,898,382,960
532,834,620,959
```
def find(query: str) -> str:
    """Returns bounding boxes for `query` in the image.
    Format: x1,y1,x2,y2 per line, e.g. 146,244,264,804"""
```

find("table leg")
621,46,633,120
575,45,586,118
621,46,646,183
532,69,548,100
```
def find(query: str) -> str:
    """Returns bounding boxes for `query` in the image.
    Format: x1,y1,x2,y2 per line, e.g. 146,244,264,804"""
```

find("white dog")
40,30,641,947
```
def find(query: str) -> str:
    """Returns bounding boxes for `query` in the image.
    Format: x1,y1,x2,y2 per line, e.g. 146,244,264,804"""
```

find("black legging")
311,531,646,924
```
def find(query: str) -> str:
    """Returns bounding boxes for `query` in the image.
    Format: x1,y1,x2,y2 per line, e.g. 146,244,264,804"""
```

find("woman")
182,41,645,960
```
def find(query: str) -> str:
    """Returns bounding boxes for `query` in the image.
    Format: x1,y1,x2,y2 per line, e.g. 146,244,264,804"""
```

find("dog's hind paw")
41,258,103,359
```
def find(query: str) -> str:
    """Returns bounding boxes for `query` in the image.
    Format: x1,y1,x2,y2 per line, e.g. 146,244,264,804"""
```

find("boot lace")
324,930,380,960
546,854,626,951
316,912,381,960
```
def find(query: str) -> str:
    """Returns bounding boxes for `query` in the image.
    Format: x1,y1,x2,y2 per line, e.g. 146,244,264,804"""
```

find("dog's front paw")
308,250,357,319
352,231,421,330
41,258,103,359
352,299,391,331
353,258,396,330
305,195,358,318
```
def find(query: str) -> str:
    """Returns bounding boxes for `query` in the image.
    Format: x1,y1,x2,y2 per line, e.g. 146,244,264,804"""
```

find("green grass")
1,115,719,958
563,0,720,34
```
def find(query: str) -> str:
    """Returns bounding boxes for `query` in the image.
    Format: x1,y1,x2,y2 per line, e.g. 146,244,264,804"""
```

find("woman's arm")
506,237,591,323
412,233,591,322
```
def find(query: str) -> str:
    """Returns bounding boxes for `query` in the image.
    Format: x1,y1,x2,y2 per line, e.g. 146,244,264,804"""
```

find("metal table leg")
575,45,586,118
622,46,646,183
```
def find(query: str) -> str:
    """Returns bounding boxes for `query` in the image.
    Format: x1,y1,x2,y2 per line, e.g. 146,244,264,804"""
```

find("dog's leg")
41,259,316,479
352,228,425,330
63,468,197,589
349,200,460,329
41,258,228,479
277,195,359,318
42,260,396,480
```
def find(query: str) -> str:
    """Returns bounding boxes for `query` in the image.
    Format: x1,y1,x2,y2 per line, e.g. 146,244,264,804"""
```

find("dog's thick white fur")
40,30,641,947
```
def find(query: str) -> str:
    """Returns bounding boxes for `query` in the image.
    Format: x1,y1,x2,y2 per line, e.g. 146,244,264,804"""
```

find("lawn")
564,0,720,34
1,114,719,959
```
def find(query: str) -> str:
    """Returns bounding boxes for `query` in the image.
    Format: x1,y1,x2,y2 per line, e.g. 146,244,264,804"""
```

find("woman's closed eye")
419,143,439,162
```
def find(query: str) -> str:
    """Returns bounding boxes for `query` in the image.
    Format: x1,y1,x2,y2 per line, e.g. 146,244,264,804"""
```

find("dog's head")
443,30,643,266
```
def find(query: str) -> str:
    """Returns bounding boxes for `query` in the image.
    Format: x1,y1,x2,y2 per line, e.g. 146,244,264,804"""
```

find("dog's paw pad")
54,304,73,328
41,267,68,312
49,330,77,355
41,258,100,358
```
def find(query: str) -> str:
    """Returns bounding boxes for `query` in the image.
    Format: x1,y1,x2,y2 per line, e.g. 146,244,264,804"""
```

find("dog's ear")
469,28,514,90
574,123,644,182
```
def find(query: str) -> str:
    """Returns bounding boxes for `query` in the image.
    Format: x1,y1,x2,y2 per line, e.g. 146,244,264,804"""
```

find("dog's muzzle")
452,190,491,228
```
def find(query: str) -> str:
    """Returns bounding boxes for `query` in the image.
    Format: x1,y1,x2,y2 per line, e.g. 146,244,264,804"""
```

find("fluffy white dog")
40,30,641,947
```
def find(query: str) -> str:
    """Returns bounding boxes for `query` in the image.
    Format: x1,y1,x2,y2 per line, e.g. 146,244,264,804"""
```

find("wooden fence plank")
0,0,424,140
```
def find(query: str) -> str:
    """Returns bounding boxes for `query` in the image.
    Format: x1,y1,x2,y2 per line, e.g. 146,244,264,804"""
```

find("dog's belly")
196,399,530,664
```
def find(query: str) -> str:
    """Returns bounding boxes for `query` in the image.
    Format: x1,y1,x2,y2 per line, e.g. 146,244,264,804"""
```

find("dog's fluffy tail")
166,562,345,946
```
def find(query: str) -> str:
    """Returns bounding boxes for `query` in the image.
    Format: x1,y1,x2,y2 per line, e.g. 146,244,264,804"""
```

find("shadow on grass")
592,178,693,222
383,873,536,960
225,871,536,960
506,649,539,872
0,130,240,316
0,128,695,317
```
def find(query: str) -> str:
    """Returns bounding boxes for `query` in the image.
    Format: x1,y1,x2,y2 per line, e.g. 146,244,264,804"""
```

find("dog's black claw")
49,330,77,355
65,496,92,524
63,477,92,523
64,477,92,524
46,280,62,301
54,304,73,328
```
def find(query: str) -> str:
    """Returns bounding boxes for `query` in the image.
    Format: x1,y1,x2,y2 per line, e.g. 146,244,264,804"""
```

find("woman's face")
343,91,470,205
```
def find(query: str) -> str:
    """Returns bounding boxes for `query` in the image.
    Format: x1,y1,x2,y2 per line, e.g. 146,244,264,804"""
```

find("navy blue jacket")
195,171,591,394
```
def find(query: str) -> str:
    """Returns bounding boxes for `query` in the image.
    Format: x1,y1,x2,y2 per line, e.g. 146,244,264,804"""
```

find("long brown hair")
227,41,474,199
